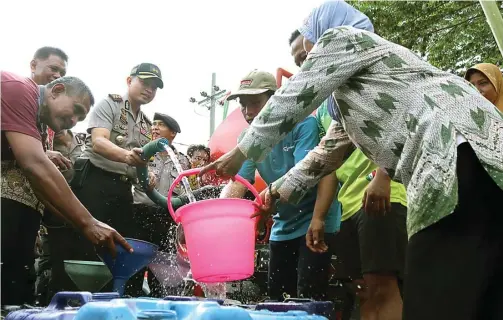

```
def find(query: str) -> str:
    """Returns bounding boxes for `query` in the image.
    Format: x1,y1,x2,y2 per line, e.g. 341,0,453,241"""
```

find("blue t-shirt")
237,116,341,241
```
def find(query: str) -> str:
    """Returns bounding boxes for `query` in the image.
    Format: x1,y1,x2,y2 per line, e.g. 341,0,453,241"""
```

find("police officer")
47,63,163,295
133,113,189,246
134,112,190,208
131,112,189,297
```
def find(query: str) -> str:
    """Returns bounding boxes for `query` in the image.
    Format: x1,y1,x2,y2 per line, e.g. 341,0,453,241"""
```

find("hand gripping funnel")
64,260,112,292
98,238,158,296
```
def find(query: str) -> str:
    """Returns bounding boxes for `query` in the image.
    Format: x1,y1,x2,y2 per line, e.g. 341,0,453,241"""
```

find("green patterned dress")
237,26,503,238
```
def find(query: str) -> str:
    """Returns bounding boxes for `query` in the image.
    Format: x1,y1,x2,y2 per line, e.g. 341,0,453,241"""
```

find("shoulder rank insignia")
142,113,152,127
108,94,123,102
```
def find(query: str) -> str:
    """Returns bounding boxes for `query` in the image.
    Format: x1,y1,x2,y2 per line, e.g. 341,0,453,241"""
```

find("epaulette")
75,133,87,145
108,94,123,102
143,114,152,126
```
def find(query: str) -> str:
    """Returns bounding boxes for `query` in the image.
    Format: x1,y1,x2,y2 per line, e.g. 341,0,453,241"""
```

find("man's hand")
81,218,133,258
306,218,328,253
124,148,148,167
147,171,156,192
362,169,392,215
199,146,246,179
251,188,276,222
47,150,72,171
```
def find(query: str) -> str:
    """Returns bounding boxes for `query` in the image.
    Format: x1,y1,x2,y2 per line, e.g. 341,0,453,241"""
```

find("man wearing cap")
46,63,163,295
135,112,190,207
220,70,342,301
134,112,190,243
129,112,189,296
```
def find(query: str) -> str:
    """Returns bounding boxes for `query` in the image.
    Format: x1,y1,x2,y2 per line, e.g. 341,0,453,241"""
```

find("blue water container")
74,299,135,320
248,310,327,319
256,299,333,318
137,310,177,319
92,292,120,301
74,299,254,320
5,292,92,320
163,296,224,306
163,296,199,301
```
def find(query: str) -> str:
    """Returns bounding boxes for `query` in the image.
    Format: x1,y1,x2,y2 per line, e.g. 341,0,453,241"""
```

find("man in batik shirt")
202,26,503,320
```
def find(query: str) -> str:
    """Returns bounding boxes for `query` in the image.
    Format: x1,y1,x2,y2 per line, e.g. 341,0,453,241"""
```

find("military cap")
153,112,181,133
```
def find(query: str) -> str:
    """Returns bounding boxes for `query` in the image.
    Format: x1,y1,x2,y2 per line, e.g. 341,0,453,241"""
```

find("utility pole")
189,72,227,139
209,73,216,138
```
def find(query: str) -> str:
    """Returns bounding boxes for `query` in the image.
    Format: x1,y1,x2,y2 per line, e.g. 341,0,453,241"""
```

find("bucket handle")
47,291,93,310
167,167,262,223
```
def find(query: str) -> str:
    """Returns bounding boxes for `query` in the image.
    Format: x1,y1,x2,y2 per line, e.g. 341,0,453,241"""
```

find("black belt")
90,163,137,184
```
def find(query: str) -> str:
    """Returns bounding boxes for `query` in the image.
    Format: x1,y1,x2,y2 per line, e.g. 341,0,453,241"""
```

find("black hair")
33,46,68,62
47,76,95,106
265,89,275,98
187,144,210,158
289,29,301,45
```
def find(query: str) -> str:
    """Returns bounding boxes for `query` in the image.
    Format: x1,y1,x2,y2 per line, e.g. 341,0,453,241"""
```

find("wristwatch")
268,183,280,201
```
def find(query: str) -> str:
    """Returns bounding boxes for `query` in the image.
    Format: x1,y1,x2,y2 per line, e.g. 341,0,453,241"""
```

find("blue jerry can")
256,298,333,318
5,292,92,320
249,310,328,319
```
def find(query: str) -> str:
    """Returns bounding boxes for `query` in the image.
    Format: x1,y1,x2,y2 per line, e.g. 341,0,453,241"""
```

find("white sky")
0,0,319,152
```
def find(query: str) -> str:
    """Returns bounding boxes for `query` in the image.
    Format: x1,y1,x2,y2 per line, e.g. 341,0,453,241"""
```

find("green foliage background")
348,1,503,74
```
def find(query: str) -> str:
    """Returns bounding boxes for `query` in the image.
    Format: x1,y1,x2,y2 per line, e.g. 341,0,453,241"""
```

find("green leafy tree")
349,1,503,74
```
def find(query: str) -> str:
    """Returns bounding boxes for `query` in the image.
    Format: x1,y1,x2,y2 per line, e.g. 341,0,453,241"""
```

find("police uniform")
133,146,191,205
133,113,190,206
46,63,163,296
52,131,87,182
132,113,189,251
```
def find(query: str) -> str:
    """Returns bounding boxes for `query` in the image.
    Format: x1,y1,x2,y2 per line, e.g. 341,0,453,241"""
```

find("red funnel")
98,238,158,296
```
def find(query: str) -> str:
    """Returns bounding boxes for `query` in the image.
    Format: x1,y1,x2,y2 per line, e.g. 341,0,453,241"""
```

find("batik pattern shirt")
237,26,503,238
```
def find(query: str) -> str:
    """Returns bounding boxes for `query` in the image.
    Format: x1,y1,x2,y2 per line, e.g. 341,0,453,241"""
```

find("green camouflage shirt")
237,26,503,237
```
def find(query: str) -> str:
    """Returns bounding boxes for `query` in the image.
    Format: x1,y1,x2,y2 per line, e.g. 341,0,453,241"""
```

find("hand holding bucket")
166,168,263,223
166,167,263,283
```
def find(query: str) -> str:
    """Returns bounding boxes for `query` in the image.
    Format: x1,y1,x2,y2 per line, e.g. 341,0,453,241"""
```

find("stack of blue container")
5,292,333,320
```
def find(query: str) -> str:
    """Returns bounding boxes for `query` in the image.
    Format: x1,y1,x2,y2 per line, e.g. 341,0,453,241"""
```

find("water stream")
164,145,197,203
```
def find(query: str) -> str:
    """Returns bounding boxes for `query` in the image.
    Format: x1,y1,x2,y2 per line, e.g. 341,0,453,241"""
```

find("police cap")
153,112,181,133
130,63,164,89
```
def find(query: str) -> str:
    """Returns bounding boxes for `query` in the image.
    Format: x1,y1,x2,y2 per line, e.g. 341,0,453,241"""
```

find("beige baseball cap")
227,70,277,101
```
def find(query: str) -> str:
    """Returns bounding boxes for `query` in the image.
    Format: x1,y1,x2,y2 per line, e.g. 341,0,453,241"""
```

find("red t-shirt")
1,71,43,160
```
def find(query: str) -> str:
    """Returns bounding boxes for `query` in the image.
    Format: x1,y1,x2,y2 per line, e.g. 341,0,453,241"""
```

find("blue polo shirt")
237,116,341,242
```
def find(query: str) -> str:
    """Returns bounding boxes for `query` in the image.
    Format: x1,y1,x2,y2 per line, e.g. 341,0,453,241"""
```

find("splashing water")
164,145,196,203
200,282,227,300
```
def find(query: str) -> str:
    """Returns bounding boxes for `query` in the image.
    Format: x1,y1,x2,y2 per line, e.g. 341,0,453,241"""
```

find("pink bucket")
167,168,262,283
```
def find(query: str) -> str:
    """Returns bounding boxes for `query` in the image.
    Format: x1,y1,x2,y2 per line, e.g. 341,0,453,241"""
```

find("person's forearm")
23,158,93,230
272,121,352,204
375,167,391,183
220,181,248,199
42,200,72,224
312,172,339,222
93,136,129,163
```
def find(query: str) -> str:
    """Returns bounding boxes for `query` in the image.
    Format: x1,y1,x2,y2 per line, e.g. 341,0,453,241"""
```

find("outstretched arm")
6,132,132,256
201,27,384,179
272,120,352,204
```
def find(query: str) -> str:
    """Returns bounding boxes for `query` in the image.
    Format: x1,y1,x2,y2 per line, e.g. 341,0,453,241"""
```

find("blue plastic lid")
92,292,120,301
137,310,177,320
